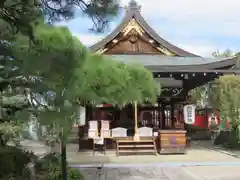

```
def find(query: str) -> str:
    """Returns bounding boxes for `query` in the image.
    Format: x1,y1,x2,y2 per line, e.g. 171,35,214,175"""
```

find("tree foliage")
190,49,239,108
0,1,160,178
0,0,121,124
0,0,120,40
74,54,160,106
212,75,240,127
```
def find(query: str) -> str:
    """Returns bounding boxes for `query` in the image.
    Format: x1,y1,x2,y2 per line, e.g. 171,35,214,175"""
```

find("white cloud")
120,0,240,37
178,44,217,57
72,32,104,46
121,0,240,21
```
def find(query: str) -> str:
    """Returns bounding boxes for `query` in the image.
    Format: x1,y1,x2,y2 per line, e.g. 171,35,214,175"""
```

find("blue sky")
56,0,240,57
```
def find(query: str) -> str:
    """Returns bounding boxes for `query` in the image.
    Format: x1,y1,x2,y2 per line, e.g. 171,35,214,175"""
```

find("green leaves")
0,121,24,143
74,54,159,107
213,75,240,127
125,64,160,105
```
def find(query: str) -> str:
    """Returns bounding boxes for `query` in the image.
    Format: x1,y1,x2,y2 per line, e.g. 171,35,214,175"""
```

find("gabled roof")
90,0,198,57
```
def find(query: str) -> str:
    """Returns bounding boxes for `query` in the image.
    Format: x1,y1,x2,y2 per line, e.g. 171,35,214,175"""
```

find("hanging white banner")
74,105,86,126
183,104,196,124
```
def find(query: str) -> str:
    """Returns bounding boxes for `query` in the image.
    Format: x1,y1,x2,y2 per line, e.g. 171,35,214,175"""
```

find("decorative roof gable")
90,0,198,57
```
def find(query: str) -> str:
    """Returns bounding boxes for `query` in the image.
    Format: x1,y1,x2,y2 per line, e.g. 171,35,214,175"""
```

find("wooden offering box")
158,130,187,154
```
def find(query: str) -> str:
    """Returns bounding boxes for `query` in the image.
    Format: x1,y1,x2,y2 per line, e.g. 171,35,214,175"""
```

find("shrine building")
76,0,239,153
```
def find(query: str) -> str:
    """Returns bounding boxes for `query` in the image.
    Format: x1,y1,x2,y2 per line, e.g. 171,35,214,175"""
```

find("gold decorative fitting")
149,39,154,43
128,35,138,44
121,19,145,36
157,46,174,56
112,39,118,43
96,48,108,54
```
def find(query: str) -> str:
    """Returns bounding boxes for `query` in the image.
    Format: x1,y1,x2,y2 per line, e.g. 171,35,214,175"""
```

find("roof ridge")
126,0,141,11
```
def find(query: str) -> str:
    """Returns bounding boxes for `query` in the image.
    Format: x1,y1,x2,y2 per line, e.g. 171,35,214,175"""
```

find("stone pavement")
67,143,240,164
79,166,240,180
20,140,240,180
195,140,240,158
183,166,240,180
20,140,240,164
80,167,194,180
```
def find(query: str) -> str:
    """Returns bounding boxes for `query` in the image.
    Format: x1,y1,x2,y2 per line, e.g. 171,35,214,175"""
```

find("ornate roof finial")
126,0,141,11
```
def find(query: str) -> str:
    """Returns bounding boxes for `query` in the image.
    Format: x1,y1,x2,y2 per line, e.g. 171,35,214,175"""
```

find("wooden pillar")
158,102,161,129
78,105,89,151
171,103,175,128
133,102,140,141
162,104,166,129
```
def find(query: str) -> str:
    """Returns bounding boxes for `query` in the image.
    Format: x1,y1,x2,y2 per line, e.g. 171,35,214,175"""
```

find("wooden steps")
117,149,155,153
119,144,154,148
117,139,153,143
116,137,157,156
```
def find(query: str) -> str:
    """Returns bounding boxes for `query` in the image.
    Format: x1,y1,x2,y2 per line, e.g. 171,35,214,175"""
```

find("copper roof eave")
132,11,198,57
146,56,239,72
89,11,132,52
89,9,198,57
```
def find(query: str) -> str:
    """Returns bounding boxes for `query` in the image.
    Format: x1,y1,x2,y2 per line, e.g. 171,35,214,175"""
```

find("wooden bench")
115,137,157,156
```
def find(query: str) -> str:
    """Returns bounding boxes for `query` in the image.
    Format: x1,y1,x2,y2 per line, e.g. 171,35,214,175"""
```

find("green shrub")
35,152,61,172
223,128,240,149
36,153,85,180
0,146,35,179
68,168,85,180
45,165,85,180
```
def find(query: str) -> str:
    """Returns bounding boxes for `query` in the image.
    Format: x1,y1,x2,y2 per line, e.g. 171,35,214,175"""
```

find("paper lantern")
183,104,196,124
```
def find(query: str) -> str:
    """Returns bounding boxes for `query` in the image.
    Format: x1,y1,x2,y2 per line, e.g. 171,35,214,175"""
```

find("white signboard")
101,120,110,130
183,104,196,124
111,127,127,138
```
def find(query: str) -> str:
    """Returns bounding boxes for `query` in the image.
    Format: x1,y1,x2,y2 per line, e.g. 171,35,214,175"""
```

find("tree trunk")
61,138,68,180
27,158,36,180
0,134,6,147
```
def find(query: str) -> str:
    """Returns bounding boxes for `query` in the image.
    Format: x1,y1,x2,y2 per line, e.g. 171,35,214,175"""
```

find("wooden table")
158,130,187,154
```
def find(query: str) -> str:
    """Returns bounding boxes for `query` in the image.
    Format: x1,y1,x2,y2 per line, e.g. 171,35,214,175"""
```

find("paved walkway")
20,140,240,179
195,140,240,158
20,140,240,164
67,143,240,165
80,166,240,180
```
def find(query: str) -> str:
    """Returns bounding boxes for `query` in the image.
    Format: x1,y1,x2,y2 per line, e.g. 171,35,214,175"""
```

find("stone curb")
69,161,240,168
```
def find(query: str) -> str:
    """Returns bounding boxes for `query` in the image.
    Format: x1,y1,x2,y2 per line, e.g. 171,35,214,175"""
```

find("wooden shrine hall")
76,0,239,155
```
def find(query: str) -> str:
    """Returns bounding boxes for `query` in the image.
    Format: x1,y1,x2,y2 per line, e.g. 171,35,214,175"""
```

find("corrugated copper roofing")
104,55,238,71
